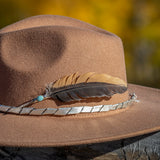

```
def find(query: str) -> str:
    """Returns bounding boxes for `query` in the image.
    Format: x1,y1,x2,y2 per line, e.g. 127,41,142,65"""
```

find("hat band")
0,93,139,116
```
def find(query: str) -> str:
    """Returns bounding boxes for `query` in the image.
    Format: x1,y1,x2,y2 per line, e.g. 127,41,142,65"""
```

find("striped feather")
46,72,127,102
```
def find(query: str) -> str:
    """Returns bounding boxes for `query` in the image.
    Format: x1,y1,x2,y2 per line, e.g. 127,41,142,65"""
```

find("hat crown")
0,15,128,108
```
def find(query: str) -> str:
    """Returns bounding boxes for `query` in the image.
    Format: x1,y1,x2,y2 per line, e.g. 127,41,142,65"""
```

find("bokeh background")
0,0,160,88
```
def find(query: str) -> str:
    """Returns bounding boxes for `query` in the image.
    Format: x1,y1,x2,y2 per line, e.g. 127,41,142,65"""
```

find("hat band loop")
0,93,139,116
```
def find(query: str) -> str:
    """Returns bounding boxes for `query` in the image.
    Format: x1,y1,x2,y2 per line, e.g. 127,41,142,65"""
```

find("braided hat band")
0,93,139,116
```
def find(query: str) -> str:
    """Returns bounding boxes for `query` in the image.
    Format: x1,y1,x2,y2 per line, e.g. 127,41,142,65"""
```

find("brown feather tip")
53,72,127,88
47,72,127,102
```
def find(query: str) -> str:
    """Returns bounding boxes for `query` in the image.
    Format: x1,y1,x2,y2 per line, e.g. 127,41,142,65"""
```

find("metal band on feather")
0,93,139,116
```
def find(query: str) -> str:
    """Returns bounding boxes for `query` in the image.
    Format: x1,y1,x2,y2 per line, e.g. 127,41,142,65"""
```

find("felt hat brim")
0,83,159,147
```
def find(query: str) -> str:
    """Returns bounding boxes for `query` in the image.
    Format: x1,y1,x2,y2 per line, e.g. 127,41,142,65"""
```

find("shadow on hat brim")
0,83,159,147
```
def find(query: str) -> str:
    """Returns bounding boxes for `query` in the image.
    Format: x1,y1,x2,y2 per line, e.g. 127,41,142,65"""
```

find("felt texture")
0,15,128,109
0,84,160,147
0,15,159,147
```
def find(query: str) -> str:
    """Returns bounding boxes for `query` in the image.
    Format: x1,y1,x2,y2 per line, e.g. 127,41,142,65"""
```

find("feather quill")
45,72,127,102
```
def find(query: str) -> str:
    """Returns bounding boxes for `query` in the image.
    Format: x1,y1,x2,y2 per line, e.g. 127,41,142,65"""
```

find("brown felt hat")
0,15,160,147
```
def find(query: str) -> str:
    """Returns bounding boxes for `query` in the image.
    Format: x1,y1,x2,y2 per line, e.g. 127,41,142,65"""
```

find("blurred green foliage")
0,0,160,88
